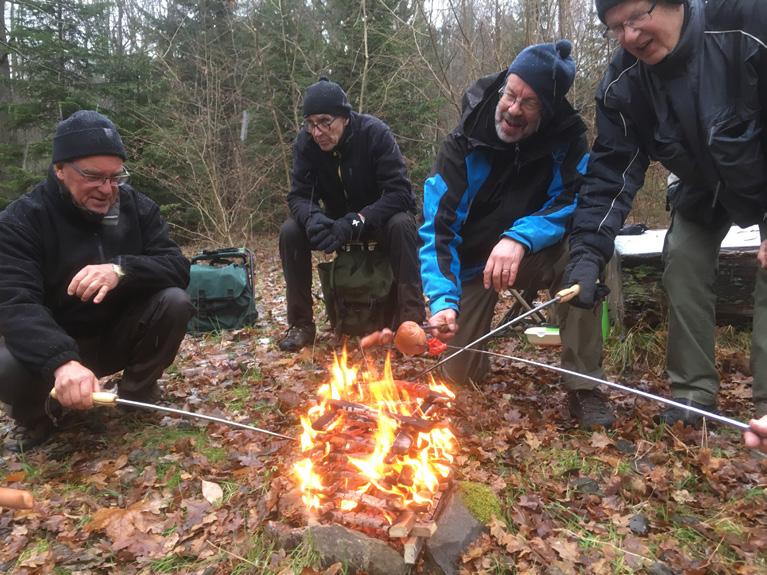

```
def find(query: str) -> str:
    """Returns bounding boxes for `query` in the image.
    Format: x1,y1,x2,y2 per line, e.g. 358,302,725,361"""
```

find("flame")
292,349,457,514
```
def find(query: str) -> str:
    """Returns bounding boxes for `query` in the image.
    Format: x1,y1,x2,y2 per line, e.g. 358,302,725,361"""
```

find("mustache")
500,111,525,127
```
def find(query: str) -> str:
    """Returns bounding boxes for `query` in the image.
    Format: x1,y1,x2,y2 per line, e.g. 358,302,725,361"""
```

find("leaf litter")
0,238,766,574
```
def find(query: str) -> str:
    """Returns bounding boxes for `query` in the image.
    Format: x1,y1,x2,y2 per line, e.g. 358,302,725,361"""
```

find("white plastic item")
524,326,561,346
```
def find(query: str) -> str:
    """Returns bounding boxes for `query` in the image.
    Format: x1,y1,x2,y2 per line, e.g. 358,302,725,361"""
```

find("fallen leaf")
202,479,224,505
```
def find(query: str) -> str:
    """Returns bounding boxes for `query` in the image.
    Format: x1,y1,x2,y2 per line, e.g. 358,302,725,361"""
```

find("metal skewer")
51,390,296,441
415,286,579,380
443,346,749,431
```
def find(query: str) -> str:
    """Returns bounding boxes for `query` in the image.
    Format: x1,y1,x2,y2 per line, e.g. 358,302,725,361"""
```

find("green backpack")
317,244,395,337
186,248,258,333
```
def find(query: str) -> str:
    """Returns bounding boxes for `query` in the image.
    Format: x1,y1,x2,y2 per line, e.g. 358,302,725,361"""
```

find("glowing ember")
293,350,457,527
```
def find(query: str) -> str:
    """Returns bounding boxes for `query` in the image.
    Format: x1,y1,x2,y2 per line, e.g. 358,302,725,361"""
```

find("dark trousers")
0,287,194,424
279,212,426,329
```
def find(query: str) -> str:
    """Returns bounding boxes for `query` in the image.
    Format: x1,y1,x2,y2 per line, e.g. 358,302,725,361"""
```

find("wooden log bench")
605,225,762,332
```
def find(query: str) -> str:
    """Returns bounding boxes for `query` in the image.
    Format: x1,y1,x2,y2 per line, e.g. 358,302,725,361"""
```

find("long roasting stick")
50,390,296,441
415,286,580,379
446,346,749,431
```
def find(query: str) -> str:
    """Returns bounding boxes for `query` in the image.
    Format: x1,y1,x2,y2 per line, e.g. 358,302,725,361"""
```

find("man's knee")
151,287,194,327
384,212,416,236
280,218,307,245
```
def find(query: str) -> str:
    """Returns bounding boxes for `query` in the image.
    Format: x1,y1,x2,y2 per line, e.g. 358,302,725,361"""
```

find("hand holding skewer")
745,416,767,451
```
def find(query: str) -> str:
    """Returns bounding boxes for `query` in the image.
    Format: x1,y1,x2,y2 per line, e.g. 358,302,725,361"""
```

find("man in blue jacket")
563,0,767,427
0,110,194,451
278,78,425,352
420,41,614,429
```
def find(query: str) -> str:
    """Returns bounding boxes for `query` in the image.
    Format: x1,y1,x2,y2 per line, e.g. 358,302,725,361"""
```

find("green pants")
662,212,767,405
439,241,604,389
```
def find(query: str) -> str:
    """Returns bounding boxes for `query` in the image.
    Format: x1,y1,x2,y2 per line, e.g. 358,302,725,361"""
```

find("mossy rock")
458,480,502,525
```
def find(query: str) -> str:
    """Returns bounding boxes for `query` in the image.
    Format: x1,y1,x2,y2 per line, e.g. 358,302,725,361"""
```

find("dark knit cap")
506,40,576,119
302,77,352,118
595,0,685,23
52,110,127,163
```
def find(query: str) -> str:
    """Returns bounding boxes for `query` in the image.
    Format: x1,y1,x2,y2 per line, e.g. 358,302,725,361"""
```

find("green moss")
459,480,502,525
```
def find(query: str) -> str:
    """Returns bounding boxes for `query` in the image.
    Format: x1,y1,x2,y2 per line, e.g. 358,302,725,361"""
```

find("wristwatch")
112,264,125,279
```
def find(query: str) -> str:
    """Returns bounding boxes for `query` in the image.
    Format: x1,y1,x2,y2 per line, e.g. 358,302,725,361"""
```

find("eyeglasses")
68,162,130,187
303,116,339,133
602,1,657,40
497,87,541,114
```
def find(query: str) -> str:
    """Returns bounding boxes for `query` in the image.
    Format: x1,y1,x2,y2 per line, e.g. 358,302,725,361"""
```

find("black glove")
562,254,610,309
305,213,335,252
324,212,365,253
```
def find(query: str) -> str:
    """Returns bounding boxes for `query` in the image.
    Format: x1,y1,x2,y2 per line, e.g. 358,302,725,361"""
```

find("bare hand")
53,360,100,409
67,264,121,304
483,238,525,292
758,239,767,269
428,309,458,341
745,416,767,452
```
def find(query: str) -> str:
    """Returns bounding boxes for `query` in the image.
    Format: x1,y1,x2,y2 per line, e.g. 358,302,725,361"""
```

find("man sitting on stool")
278,77,425,351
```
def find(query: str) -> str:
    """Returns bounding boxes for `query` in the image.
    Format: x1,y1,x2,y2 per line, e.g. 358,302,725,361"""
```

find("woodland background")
0,0,670,243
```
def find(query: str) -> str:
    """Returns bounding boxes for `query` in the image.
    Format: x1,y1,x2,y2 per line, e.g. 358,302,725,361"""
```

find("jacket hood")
458,70,587,161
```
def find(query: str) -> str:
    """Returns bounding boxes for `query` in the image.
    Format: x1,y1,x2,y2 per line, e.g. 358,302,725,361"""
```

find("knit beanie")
506,40,576,119
302,77,352,118
52,110,127,163
595,0,685,23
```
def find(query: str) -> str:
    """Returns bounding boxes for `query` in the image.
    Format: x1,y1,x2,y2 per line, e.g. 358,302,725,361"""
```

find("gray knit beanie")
52,110,127,163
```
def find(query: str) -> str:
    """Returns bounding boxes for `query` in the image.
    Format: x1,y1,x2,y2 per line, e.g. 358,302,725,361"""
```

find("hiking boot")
568,389,616,429
278,324,316,352
4,416,56,453
654,399,717,428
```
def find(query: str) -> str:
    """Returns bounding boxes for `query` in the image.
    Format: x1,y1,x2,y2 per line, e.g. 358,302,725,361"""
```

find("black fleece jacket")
0,171,190,381
287,112,415,230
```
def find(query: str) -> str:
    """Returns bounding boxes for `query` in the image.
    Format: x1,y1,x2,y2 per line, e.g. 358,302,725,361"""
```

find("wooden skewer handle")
49,389,118,406
555,284,581,302
0,487,34,509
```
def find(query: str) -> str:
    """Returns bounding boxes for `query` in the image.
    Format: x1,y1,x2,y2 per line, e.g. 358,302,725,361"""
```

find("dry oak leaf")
202,479,224,505
550,537,581,563
590,432,613,449
489,516,527,554
524,431,542,450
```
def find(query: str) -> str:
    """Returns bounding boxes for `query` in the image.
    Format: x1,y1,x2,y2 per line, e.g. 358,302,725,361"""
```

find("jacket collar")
650,0,702,78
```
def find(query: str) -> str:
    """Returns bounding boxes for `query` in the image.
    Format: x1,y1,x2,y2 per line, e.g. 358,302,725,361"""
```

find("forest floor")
1,235,766,575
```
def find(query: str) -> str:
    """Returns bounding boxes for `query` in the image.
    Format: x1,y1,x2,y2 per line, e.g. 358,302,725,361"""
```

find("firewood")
391,431,412,455
388,510,416,538
330,510,388,531
410,521,437,538
312,408,341,431
403,535,424,564
336,490,402,511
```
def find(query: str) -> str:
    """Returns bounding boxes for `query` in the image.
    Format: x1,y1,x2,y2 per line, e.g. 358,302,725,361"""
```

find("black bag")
317,244,395,336
186,247,258,333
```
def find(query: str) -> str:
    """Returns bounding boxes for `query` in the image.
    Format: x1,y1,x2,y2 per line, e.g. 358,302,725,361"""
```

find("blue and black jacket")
419,70,589,314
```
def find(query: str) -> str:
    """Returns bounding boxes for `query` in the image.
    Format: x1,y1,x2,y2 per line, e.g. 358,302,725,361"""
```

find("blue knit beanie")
302,77,352,118
52,110,127,163
506,40,576,119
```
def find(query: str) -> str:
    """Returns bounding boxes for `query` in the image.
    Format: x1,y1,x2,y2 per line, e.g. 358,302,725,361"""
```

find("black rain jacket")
571,0,767,266
0,171,190,381
287,112,415,230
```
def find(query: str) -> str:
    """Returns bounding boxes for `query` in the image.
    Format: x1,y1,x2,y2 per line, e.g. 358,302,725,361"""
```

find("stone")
628,513,650,536
423,490,486,575
647,562,674,575
307,524,408,575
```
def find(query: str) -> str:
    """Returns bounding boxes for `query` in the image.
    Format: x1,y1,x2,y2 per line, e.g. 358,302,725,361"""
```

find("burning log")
328,399,435,432
391,431,413,455
336,490,402,512
388,510,416,538
312,408,341,431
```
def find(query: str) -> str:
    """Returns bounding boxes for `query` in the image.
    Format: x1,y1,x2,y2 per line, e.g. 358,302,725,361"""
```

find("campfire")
292,350,457,563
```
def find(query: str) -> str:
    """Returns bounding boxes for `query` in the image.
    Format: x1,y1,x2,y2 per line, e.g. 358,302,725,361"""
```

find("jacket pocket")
707,107,767,223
